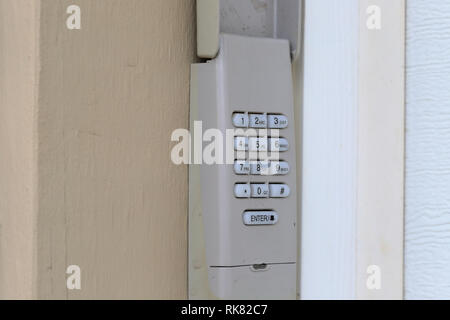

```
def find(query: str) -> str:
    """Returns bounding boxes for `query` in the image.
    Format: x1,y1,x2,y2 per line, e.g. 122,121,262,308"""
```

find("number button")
234,184,250,198
234,136,248,151
249,114,267,128
234,160,250,175
232,113,249,128
249,137,268,152
270,161,290,175
268,138,289,152
251,184,269,198
250,161,270,175
268,115,288,129
269,184,290,198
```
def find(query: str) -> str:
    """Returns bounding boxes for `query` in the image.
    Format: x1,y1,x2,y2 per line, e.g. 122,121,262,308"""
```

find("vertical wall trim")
357,0,405,300
301,0,405,299
301,0,359,299
0,0,40,299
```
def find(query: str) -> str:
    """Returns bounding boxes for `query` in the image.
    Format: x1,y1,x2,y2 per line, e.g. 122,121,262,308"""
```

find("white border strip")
356,0,405,300
300,0,358,299
300,0,405,299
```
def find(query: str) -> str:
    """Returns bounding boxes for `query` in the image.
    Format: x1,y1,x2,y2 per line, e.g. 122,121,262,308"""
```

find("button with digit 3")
268,115,288,129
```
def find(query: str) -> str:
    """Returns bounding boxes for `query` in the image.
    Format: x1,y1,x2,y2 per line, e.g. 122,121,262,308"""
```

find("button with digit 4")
234,136,248,151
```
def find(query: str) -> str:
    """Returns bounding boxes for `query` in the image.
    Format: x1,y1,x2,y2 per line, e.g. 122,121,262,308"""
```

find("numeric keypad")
232,111,291,202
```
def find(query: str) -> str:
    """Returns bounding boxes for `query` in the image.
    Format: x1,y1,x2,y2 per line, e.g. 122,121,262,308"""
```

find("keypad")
232,111,291,199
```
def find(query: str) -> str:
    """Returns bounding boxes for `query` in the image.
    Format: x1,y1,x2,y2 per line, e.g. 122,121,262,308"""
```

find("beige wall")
1,0,196,299
0,0,39,299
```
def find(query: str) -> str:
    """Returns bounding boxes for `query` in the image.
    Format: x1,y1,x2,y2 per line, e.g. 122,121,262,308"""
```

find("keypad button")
249,137,268,152
234,160,250,175
269,184,290,198
268,115,288,129
269,138,289,152
250,161,270,175
251,184,269,198
234,136,248,151
232,113,249,128
249,114,267,128
243,211,278,226
270,161,290,175
234,184,250,198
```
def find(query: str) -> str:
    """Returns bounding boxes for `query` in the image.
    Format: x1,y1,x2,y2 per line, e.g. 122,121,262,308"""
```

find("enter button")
243,211,279,226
